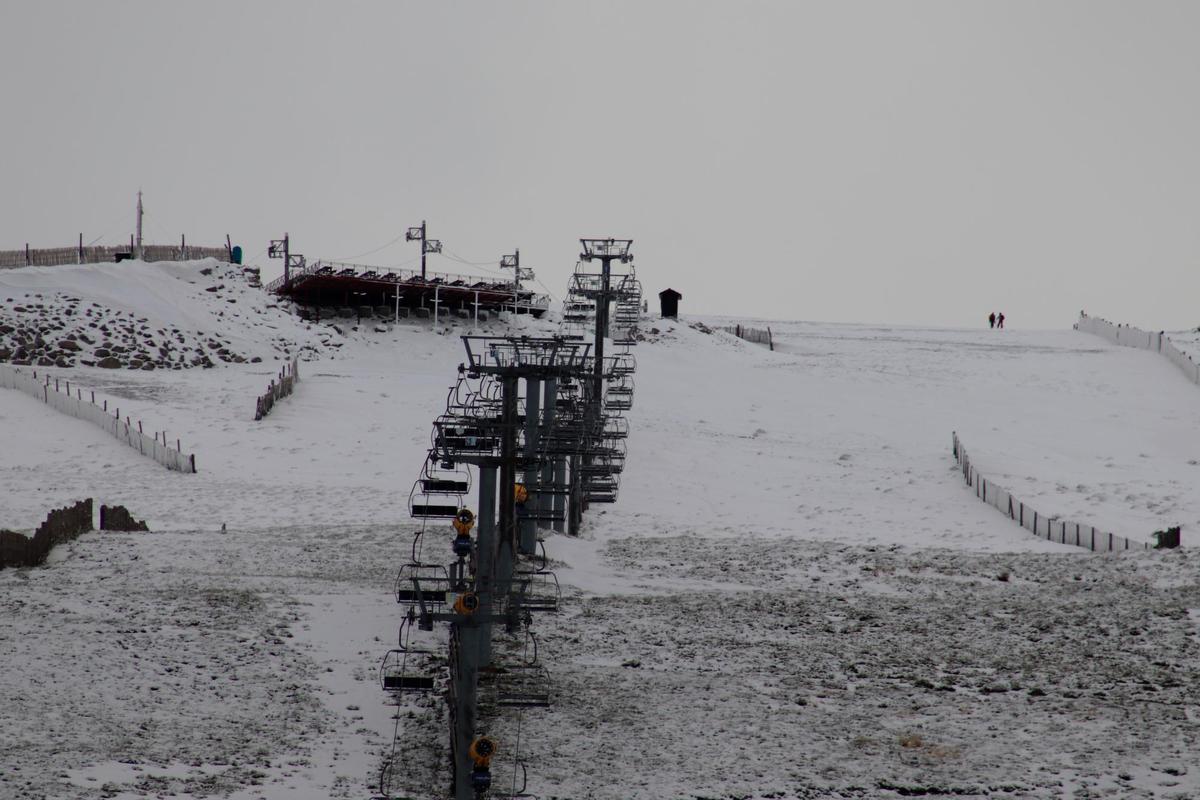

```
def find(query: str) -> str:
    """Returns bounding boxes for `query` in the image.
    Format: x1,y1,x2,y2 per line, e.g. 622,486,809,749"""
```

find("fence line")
1075,313,1200,385
0,499,93,568
0,243,229,268
0,364,196,473
254,358,301,420
719,324,774,350
951,432,1153,552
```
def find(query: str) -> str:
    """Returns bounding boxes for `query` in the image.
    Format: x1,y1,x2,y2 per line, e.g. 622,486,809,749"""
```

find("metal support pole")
135,190,143,260
520,377,541,555
433,285,440,329
568,453,582,536
553,455,568,534
452,623,480,800
475,466,497,667
420,220,427,280
497,375,519,585
541,378,559,532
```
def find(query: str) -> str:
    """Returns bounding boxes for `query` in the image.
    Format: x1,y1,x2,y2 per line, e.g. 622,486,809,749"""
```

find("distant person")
988,312,996,329
997,312,1006,329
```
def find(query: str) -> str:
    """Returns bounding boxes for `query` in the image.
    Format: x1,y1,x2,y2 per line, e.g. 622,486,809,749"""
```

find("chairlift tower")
419,335,589,800
575,239,632,533
407,220,442,281
268,234,305,289
501,249,536,314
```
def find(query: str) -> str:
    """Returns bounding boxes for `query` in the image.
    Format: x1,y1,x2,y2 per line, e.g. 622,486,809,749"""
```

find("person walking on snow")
988,312,996,329
997,312,1005,329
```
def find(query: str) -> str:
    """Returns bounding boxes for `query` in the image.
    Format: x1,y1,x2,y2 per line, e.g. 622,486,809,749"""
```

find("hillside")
1,261,1198,799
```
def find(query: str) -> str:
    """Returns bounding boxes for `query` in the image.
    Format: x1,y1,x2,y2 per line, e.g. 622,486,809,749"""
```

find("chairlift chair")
394,563,452,608
495,663,552,708
503,570,562,614
379,647,439,693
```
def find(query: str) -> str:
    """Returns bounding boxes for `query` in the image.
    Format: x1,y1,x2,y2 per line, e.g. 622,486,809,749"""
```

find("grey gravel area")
523,537,1200,800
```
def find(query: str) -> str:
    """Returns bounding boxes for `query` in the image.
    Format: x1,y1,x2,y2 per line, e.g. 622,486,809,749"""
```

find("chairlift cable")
331,232,408,262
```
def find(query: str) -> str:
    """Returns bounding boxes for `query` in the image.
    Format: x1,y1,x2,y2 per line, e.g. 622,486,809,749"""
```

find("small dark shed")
659,288,682,319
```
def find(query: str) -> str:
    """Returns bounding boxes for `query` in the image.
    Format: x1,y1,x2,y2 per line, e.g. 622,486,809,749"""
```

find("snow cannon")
453,508,476,536
469,735,495,796
469,735,496,768
453,592,480,616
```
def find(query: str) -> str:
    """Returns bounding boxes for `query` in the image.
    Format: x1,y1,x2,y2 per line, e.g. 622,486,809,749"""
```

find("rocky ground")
0,262,332,371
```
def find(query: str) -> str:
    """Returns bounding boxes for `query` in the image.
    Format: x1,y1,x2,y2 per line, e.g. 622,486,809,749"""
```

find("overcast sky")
3,1,1199,328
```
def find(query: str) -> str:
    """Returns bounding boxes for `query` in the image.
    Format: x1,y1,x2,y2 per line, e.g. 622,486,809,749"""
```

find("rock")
94,348,111,358
140,362,156,370
36,356,53,366
0,348,11,360
250,356,262,363
97,357,122,369
59,340,80,352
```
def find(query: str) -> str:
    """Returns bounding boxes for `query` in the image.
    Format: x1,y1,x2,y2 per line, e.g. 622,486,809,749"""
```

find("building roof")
658,288,682,299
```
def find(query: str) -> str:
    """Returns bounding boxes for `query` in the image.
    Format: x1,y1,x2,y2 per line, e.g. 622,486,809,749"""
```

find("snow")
2,261,1199,799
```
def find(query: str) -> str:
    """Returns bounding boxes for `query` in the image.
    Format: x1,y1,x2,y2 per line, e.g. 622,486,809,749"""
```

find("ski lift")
409,454,470,518
394,563,452,608
379,647,438,693
495,663,552,708
505,570,561,615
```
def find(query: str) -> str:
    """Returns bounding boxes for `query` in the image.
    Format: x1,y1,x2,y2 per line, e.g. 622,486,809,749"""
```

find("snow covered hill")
1,261,1198,799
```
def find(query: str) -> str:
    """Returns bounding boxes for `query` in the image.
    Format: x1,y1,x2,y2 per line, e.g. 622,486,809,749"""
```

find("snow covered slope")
1,263,1199,799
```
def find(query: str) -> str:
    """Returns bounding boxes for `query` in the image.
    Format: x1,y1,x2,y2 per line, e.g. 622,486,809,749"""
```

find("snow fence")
1075,313,1200,385
951,432,1150,552
0,364,196,473
0,244,229,268
254,357,300,420
0,499,93,568
719,324,774,350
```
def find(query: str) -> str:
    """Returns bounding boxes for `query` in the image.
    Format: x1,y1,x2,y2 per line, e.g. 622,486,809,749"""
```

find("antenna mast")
135,190,144,259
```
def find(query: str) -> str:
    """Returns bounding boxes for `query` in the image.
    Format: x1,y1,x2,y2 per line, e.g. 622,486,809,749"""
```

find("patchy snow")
3,262,1200,799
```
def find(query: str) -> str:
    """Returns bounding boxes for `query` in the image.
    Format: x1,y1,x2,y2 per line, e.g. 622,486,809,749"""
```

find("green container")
231,245,243,265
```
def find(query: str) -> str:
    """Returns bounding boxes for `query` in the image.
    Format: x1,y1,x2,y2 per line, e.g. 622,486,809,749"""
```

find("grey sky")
3,1,1198,328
